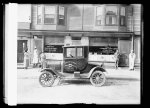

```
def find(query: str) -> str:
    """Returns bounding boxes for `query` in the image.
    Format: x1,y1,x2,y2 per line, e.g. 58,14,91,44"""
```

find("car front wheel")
90,71,106,87
39,71,55,87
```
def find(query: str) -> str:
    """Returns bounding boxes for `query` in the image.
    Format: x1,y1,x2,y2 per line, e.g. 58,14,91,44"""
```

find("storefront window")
44,5,56,24
44,36,64,53
89,46,118,55
58,6,65,25
89,37,118,55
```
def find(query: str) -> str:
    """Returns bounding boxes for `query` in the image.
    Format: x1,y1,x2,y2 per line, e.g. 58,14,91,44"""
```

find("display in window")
44,45,63,53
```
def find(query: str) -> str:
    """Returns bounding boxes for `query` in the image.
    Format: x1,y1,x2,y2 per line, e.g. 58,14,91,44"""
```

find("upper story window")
96,6,104,26
120,7,126,26
37,5,42,24
105,6,118,25
58,6,65,25
44,5,56,24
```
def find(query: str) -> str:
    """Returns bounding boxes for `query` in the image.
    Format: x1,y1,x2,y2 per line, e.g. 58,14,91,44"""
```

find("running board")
74,71,80,78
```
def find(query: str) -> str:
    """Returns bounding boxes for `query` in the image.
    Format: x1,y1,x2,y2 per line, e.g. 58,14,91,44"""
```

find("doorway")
17,40,27,63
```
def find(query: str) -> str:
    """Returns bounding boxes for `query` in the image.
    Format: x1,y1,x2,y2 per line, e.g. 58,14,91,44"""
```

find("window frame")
120,6,126,26
65,47,76,58
105,15,117,26
44,5,56,25
76,47,84,58
37,5,43,24
58,6,65,25
96,6,103,26
64,47,84,58
105,5,118,26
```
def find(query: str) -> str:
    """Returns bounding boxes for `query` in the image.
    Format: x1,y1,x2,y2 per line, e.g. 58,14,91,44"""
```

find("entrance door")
17,40,27,63
118,40,131,66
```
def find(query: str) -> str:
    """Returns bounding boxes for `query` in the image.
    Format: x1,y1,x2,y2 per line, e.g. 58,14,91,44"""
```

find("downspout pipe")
131,5,134,51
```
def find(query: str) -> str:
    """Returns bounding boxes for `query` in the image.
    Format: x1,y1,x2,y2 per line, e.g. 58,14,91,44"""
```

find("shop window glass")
44,6,56,24
37,5,42,24
44,36,64,53
89,46,118,55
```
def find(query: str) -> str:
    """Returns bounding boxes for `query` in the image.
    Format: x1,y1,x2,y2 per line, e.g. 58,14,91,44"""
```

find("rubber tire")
39,71,55,87
90,71,106,87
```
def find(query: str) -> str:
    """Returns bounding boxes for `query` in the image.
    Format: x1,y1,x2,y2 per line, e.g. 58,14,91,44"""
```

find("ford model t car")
39,45,107,87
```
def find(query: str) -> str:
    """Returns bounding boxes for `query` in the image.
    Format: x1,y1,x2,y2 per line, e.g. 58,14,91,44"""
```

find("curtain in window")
106,16,116,25
106,6,117,15
112,16,116,24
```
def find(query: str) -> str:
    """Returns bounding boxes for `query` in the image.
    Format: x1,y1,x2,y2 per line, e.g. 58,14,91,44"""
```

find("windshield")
66,48,76,58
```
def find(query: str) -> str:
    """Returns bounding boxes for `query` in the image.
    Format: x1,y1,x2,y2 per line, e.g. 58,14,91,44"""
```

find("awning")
18,29,133,37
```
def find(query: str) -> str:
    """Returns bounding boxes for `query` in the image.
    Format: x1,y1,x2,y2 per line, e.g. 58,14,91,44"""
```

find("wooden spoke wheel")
90,71,106,87
39,72,55,87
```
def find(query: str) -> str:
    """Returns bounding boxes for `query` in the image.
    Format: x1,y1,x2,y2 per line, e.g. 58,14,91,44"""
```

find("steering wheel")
69,54,73,57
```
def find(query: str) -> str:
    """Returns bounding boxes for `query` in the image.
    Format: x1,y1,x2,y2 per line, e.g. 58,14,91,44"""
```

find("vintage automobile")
39,45,107,87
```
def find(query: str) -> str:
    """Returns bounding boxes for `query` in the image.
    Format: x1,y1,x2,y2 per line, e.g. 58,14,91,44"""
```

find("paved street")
17,67,141,104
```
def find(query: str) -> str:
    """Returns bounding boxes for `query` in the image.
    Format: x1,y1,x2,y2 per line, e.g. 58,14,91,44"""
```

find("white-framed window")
44,5,56,24
105,6,118,25
37,5,42,24
96,6,104,25
58,6,65,25
120,7,125,16
106,15,117,25
120,7,126,26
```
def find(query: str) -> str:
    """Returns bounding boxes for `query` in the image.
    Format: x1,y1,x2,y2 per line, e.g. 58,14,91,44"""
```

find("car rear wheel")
90,71,106,87
39,71,55,87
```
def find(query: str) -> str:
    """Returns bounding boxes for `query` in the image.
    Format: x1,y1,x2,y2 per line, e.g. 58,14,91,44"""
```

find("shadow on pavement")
57,77,140,87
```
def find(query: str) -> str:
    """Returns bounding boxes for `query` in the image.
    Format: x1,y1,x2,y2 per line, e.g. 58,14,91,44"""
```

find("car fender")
40,68,62,77
88,66,107,78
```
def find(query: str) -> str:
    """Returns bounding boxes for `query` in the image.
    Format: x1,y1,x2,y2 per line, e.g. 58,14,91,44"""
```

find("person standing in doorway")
129,50,136,70
40,52,47,69
114,49,119,69
33,47,39,67
24,49,29,69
